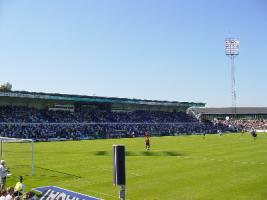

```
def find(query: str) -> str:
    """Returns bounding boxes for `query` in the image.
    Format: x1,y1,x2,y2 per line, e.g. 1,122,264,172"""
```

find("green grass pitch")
3,133,267,200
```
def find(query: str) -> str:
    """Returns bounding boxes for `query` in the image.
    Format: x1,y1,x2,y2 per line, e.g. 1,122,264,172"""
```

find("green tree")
0,82,12,92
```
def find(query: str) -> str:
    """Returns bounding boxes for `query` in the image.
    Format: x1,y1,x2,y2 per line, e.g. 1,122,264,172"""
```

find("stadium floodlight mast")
225,38,239,116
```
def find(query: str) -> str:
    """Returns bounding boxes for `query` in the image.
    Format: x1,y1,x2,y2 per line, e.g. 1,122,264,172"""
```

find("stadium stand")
190,107,267,131
0,106,198,123
0,105,221,140
0,91,220,140
3,91,267,140
1,91,267,140
213,119,267,131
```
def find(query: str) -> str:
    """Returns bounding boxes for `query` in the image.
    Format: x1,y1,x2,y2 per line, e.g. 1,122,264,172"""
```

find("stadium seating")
0,106,230,140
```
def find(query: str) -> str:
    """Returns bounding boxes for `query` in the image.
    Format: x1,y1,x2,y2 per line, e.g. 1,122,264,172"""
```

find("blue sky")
0,0,266,107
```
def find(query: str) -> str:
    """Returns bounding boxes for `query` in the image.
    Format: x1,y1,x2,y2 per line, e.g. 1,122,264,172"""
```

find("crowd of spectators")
0,105,224,140
214,119,267,131
0,122,221,140
0,179,37,200
3,105,267,140
0,106,197,123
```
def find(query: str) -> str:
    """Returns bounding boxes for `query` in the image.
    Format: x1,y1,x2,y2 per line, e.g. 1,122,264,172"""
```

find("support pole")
231,55,237,117
0,140,2,161
31,140,34,175
119,185,125,200
225,38,239,119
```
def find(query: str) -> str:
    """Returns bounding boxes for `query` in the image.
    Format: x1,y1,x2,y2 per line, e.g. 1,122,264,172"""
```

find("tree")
0,82,12,92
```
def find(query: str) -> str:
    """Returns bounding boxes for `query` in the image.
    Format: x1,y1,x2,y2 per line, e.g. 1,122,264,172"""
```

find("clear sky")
0,0,266,107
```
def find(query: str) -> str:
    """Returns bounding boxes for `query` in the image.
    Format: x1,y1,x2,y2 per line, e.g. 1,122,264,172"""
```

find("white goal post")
0,137,34,175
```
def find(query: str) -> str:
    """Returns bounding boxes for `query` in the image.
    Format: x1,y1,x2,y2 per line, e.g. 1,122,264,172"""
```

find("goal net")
0,137,34,176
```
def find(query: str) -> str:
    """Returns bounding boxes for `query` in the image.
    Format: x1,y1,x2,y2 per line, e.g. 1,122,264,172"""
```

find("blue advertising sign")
34,186,101,200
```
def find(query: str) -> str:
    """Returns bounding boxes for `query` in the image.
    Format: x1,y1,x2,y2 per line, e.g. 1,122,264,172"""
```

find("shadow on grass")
163,151,186,156
94,151,185,157
140,151,186,156
35,166,82,178
125,151,138,156
95,151,109,155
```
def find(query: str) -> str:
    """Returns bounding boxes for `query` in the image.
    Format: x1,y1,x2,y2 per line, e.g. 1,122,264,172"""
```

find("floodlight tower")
225,38,239,116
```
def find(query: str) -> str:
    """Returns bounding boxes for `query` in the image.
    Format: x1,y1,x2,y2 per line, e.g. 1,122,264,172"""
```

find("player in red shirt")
144,134,150,150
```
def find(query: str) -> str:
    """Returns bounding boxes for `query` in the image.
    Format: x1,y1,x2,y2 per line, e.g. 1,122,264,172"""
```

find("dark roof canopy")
0,91,205,108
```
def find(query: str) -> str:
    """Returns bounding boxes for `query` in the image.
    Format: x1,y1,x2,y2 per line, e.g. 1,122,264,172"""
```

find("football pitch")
3,133,267,200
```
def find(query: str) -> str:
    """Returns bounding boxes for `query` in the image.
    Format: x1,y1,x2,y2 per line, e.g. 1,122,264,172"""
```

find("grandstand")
189,107,267,131
2,91,267,140
0,91,211,140
191,107,267,120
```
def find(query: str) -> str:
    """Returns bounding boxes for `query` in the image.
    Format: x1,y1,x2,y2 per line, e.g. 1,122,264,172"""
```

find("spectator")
14,176,25,196
0,189,7,200
5,187,14,200
0,160,8,191
22,191,38,200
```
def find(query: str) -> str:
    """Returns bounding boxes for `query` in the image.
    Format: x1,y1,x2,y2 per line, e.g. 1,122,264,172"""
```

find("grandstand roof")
0,91,205,107
195,107,267,115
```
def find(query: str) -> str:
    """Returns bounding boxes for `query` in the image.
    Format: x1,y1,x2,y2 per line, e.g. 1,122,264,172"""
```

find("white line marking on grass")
129,173,142,177
127,169,143,177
